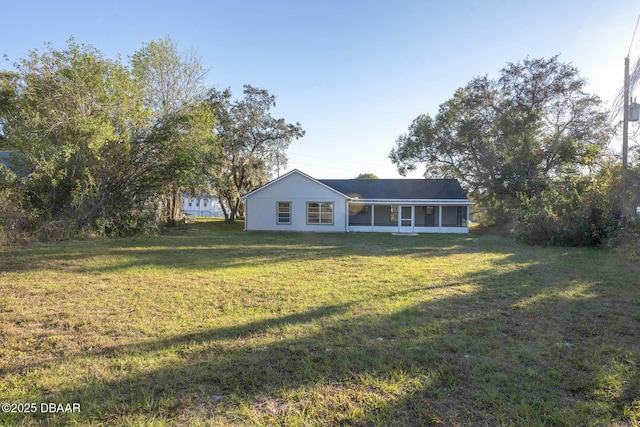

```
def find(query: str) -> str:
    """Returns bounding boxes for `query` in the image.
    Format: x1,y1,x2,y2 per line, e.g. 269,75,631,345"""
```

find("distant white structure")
181,193,224,217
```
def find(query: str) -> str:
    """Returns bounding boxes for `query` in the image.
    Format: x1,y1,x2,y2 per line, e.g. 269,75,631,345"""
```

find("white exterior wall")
182,194,224,217
244,172,347,232
348,225,469,234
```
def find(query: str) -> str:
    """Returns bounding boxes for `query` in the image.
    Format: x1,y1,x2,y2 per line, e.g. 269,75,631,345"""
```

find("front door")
399,205,414,232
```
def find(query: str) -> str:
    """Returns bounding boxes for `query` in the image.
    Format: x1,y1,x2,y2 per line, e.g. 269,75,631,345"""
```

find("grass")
0,218,639,426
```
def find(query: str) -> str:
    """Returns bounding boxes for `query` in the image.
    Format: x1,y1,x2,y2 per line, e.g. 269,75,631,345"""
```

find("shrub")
0,185,37,247
512,179,619,246
608,214,640,260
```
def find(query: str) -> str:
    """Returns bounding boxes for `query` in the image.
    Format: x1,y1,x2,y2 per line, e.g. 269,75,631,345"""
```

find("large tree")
0,39,217,236
131,36,212,225
207,85,304,221
390,56,612,225
0,40,150,229
131,36,208,119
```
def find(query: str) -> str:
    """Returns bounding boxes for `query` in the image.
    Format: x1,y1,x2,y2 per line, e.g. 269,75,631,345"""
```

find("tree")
0,39,217,237
139,102,218,226
356,173,378,179
390,56,613,226
0,40,150,233
131,36,208,119
207,85,304,221
131,36,211,226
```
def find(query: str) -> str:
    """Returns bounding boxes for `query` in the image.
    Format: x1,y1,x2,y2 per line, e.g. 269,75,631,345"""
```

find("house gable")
241,169,347,200
242,169,349,232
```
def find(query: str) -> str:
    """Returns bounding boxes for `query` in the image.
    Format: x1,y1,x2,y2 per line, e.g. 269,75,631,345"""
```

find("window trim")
277,201,291,225
306,201,334,225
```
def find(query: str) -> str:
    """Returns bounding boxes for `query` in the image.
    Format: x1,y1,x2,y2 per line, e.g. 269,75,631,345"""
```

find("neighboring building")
241,169,474,233
0,151,30,179
181,193,224,217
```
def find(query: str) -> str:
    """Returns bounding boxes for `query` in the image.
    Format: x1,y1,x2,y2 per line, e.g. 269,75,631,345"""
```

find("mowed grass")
1,219,639,426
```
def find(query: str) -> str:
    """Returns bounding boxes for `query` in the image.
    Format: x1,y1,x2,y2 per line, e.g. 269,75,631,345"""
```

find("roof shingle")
318,178,467,200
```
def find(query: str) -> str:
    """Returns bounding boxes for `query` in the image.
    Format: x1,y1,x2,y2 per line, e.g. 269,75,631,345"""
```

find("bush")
608,214,640,260
512,179,620,246
0,185,37,247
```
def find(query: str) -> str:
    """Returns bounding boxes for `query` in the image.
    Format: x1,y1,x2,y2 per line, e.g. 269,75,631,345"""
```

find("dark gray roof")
0,151,30,179
318,178,467,200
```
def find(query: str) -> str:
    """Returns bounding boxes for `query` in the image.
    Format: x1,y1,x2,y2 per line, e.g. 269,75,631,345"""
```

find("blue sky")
2,0,640,178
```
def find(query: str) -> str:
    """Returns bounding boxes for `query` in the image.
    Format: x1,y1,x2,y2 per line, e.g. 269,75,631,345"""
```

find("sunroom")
346,201,471,233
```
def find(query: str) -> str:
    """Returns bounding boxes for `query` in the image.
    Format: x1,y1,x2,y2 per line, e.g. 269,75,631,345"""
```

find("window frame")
277,201,291,225
306,201,334,225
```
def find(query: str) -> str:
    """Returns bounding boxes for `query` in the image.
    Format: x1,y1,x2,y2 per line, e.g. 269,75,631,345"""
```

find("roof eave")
348,198,475,205
241,169,349,200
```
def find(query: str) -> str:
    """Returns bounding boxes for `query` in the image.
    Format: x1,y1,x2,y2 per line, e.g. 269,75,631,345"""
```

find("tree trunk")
226,199,238,222
220,201,229,221
165,187,181,227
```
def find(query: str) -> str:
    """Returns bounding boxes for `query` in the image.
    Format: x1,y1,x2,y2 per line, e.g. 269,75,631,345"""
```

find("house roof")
319,178,468,200
0,151,30,179
240,169,471,202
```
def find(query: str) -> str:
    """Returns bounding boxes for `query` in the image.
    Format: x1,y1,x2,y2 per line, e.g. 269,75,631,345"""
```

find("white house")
241,169,474,233
181,192,224,217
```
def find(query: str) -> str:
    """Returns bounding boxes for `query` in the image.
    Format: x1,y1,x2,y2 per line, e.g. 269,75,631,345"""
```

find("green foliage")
207,85,304,220
0,38,219,237
356,172,379,179
0,185,33,246
512,178,600,246
130,36,212,226
390,56,613,227
512,162,640,246
131,36,208,119
0,40,150,234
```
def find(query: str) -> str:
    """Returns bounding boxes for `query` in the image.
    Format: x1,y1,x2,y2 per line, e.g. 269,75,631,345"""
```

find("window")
374,205,395,226
277,202,291,224
307,202,333,224
441,206,467,227
390,206,398,222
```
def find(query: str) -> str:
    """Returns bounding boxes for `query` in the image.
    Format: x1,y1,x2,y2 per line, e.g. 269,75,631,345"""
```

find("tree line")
0,37,303,242
3,45,638,248
391,56,640,247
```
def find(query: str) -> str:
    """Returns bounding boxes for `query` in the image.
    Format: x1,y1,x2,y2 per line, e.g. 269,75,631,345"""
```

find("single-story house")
240,169,474,233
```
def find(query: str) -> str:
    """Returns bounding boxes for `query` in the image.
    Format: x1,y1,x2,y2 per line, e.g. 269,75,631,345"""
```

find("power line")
287,161,367,174
629,12,640,57
288,151,390,168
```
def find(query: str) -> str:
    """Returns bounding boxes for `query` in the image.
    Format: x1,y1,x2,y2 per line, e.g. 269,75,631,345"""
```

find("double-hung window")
277,201,291,225
307,202,333,224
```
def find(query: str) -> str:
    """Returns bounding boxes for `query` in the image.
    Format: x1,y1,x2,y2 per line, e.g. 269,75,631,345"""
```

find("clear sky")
2,0,640,179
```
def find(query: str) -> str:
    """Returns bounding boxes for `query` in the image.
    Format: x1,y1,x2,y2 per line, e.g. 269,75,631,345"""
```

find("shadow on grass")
2,232,639,425
0,229,486,274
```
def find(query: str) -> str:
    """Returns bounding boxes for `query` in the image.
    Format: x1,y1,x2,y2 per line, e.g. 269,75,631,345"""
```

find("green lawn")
1,219,639,426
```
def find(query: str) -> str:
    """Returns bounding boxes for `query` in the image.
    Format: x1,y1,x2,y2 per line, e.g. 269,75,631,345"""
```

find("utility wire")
288,151,390,167
629,12,640,57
